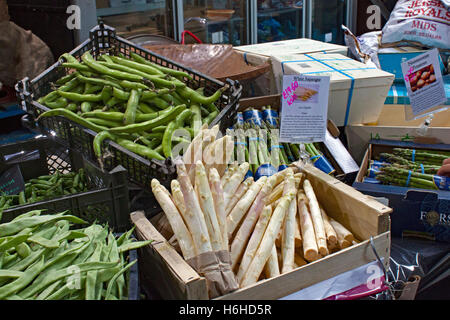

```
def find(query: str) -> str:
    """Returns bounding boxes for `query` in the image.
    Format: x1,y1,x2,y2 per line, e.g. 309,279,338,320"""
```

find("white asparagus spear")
297,192,319,262
225,177,253,217
230,175,276,269
195,161,223,252
266,180,286,205
187,126,218,184
171,180,187,222
263,244,280,280
240,193,294,287
223,162,250,208
209,167,228,250
267,176,301,205
281,170,297,274
151,179,197,260
303,179,328,257
183,124,208,170
226,176,267,239
176,160,212,254
221,161,238,187
203,136,228,174
329,217,354,249
214,134,235,177
274,169,296,248
295,215,302,248
320,207,338,250
202,138,217,173
236,205,272,284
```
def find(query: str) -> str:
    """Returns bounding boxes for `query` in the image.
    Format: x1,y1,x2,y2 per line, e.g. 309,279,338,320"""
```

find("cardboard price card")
401,48,447,119
279,75,330,143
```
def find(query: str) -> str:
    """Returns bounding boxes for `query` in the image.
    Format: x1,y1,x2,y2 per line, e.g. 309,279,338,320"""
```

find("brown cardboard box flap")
187,250,239,299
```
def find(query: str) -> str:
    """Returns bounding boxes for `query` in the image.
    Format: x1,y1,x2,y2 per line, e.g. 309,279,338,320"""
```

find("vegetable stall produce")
365,148,450,191
230,107,336,179
35,50,228,166
147,128,359,297
0,210,151,300
0,169,88,217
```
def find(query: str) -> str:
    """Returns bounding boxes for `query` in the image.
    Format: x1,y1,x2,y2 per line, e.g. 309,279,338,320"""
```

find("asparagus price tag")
279,75,330,143
0,165,25,196
401,48,447,119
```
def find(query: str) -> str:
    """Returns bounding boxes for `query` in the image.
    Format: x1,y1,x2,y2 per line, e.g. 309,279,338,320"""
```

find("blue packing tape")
244,52,249,65
306,54,359,126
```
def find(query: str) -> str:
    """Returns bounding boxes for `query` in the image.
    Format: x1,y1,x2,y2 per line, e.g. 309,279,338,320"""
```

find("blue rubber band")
235,141,248,146
420,163,424,174
412,149,416,162
406,170,412,187
248,137,260,141
269,145,284,151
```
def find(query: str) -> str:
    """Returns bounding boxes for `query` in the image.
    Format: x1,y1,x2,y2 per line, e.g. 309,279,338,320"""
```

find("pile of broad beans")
0,210,151,300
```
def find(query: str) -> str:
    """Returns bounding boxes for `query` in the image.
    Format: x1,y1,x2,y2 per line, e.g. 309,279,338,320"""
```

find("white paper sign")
401,48,446,118
279,75,330,143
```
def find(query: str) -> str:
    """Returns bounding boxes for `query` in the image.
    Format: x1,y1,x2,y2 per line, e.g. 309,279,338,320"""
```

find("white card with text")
401,48,447,119
279,75,330,143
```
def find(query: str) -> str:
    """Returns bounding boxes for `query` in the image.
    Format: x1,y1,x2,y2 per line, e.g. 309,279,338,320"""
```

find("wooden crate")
131,163,391,300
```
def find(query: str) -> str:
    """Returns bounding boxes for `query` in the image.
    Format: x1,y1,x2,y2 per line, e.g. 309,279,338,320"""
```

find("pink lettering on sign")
404,67,414,82
283,80,299,105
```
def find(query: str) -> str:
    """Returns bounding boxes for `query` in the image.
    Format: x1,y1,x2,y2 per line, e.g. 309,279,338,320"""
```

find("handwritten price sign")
404,67,414,82
282,79,299,106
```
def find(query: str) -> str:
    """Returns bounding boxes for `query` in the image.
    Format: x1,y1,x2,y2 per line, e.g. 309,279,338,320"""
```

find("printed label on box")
279,75,330,143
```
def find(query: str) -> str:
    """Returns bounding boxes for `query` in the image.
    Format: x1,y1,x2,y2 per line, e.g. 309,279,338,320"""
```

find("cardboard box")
131,163,391,300
271,53,395,126
377,47,446,82
346,105,450,164
238,94,360,183
385,74,450,105
353,139,450,243
234,39,348,95
234,38,348,65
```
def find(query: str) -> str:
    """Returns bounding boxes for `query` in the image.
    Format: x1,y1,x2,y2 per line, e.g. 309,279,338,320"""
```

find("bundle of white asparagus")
150,128,358,294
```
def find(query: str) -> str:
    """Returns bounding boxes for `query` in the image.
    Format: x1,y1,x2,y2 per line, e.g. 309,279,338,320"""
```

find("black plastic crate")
0,135,131,232
16,23,242,188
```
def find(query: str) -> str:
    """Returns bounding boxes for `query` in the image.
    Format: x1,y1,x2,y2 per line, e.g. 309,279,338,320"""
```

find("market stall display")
232,94,359,182
353,139,450,243
0,210,150,300
130,129,391,300
16,24,242,189
0,137,130,231
4,1,450,301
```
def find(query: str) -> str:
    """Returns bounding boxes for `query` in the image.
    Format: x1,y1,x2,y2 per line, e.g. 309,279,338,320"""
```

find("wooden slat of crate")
132,211,208,300
302,164,391,241
217,231,390,300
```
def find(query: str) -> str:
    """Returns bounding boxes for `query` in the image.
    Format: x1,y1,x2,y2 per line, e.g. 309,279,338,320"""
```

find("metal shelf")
96,3,165,17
